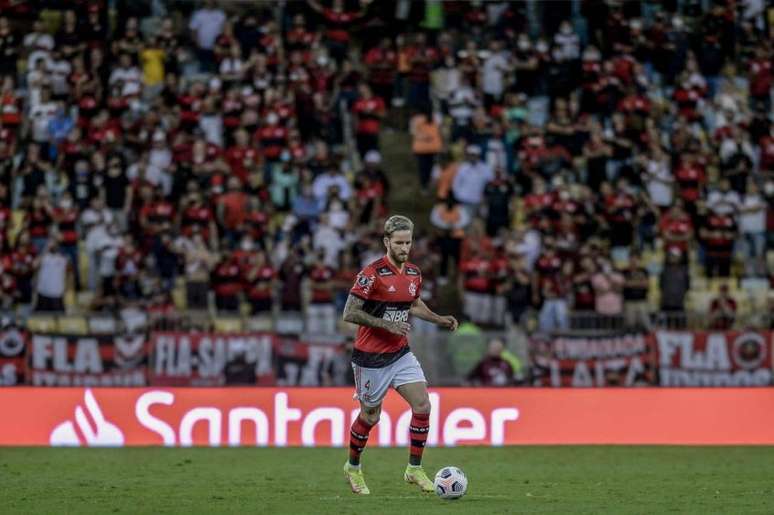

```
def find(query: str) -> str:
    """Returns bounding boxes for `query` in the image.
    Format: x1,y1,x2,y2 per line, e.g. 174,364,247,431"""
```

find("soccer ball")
433,466,468,500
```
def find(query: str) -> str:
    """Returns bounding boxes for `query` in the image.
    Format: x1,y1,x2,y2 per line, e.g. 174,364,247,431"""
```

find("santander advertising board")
1,387,774,447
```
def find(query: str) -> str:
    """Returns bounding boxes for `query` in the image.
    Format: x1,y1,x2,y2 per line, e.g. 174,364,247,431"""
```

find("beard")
389,248,410,263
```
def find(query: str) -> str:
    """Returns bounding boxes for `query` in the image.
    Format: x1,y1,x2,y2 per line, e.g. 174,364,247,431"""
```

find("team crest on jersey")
406,267,419,276
356,273,375,294
408,281,417,297
377,266,393,276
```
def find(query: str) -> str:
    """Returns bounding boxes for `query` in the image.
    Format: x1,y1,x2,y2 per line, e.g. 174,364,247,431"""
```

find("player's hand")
439,315,458,332
385,321,411,336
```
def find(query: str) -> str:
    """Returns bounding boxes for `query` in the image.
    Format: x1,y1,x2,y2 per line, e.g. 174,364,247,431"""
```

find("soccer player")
342,215,459,494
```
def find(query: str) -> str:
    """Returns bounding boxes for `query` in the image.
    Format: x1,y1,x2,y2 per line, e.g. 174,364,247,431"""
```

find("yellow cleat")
404,465,434,493
343,462,370,495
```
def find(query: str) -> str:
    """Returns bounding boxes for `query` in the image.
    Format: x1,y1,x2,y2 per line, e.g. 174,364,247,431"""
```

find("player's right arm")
342,294,411,336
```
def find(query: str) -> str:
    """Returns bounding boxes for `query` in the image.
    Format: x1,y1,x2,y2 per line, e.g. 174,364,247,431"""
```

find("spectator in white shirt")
26,57,52,109
24,19,54,72
739,180,767,276
108,53,142,98
642,147,674,209
313,213,346,268
452,146,495,215
313,168,352,206
431,56,461,110
707,179,741,215
34,238,70,312
28,85,57,146
482,40,510,108
189,0,226,72
554,20,580,61
448,77,479,142
80,196,114,292
48,49,71,99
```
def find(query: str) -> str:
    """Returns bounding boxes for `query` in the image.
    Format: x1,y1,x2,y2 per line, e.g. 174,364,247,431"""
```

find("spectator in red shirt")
659,202,693,256
211,249,242,313
243,249,276,317
459,246,492,325
466,338,514,386
352,83,385,158
749,47,771,110
225,128,261,184
364,37,398,107
700,206,737,278
216,176,249,246
307,250,337,335
180,191,218,248
53,192,80,290
308,0,365,64
10,230,37,308
709,284,737,330
405,33,438,110
256,112,287,165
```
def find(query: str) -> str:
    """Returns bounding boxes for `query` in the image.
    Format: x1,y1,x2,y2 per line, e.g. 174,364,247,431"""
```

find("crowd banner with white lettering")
28,333,147,386
654,331,773,386
149,332,276,386
0,327,27,385
530,333,656,387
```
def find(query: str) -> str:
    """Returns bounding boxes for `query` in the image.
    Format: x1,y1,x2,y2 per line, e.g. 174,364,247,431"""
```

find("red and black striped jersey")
349,256,422,368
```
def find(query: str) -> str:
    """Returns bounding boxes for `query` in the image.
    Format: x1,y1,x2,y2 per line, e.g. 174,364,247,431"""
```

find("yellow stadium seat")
685,289,712,313
26,316,57,333
245,316,273,332
172,286,187,310
214,317,243,333
57,316,89,335
9,210,24,243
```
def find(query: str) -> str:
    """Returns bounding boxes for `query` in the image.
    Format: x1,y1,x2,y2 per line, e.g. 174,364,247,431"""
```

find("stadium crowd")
0,0,771,337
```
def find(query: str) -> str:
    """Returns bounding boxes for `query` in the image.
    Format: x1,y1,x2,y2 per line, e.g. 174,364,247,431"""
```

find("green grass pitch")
2,446,774,514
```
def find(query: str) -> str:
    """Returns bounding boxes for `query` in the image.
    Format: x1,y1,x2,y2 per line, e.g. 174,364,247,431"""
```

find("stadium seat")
26,316,57,333
57,316,89,335
9,210,24,243
88,316,117,334
245,316,274,332
214,317,244,333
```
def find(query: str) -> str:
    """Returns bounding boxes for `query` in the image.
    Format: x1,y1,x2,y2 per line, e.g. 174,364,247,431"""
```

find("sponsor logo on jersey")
382,309,409,322
387,285,396,293
377,267,393,276
406,267,419,276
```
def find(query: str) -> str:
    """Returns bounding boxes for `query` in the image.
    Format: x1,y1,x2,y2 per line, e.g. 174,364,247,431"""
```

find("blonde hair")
384,215,414,237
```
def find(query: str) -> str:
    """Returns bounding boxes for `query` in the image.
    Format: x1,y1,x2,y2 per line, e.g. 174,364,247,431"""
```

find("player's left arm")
410,297,458,331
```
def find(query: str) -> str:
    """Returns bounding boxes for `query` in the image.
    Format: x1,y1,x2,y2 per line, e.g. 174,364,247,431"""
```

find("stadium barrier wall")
1,387,773,447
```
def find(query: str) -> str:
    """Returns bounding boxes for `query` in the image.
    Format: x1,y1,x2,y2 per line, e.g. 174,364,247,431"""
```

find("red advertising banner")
0,327,26,385
28,333,147,386
654,331,773,386
530,333,656,386
1,387,773,447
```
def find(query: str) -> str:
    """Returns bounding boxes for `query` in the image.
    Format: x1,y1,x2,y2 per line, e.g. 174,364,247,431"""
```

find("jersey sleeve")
350,268,377,299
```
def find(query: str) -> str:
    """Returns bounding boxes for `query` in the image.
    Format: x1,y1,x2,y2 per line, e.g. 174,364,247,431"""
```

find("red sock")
349,416,374,466
409,412,430,465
